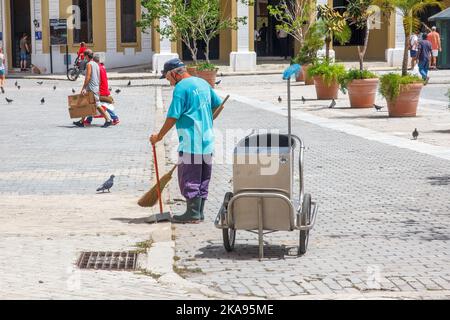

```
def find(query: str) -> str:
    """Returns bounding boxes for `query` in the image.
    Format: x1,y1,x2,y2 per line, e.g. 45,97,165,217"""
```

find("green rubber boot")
200,198,206,221
171,197,202,224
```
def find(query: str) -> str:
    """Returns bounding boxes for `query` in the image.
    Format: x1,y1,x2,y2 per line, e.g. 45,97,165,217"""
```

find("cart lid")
234,133,296,154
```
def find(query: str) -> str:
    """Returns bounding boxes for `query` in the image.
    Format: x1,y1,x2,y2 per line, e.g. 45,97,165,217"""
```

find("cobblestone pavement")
0,79,203,299
162,84,450,299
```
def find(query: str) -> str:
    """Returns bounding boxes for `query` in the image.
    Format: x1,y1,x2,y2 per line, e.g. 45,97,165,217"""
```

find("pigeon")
412,128,419,140
14,81,18,87
17,85,21,90
41,98,45,104
215,79,221,86
5,97,13,104
72,88,76,94
96,175,115,193
127,80,131,86
329,99,336,108
115,89,121,94
37,81,43,85
1,87,4,94
374,104,383,111
53,85,56,91
301,96,306,104
278,96,282,103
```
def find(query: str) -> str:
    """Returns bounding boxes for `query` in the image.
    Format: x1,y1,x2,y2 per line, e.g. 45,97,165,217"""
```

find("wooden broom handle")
213,95,230,120
152,144,164,214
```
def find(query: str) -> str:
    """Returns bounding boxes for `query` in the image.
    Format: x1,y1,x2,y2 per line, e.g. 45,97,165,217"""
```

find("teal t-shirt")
167,77,222,155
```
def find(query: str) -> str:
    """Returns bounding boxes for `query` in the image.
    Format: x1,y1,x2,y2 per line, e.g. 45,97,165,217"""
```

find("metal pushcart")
214,64,318,259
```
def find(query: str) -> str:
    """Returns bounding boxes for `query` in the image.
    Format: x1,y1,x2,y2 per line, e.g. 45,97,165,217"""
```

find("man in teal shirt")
150,58,222,223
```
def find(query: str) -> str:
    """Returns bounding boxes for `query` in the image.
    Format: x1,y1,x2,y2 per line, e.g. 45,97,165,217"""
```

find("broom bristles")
138,165,177,207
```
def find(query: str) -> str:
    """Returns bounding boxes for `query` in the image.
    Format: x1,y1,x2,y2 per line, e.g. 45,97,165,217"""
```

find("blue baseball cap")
160,58,185,79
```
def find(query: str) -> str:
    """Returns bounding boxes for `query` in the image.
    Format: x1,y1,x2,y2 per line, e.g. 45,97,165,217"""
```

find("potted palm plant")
307,59,346,99
291,21,324,85
378,0,443,117
339,0,391,108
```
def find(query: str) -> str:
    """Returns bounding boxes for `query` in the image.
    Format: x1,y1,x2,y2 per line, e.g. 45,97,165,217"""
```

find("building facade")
0,0,448,74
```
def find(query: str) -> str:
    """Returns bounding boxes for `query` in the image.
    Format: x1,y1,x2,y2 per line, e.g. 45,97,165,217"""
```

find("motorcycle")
67,57,86,81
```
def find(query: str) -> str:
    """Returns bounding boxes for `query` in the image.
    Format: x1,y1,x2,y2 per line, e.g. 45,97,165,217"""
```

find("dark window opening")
73,0,93,44
121,0,137,43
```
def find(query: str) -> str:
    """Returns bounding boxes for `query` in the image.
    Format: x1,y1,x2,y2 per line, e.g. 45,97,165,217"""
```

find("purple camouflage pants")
178,152,212,200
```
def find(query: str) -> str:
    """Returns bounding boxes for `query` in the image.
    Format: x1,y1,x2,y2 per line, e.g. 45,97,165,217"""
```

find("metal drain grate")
76,251,137,270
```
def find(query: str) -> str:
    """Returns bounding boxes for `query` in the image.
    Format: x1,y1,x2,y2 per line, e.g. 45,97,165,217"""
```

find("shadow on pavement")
426,175,450,186
432,129,450,134
111,217,152,224
191,243,301,260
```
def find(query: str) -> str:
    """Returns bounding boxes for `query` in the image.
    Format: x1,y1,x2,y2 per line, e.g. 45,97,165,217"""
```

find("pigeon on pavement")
37,81,44,85
72,88,76,94
374,104,383,111
1,87,4,94
53,85,57,90
278,96,282,103
96,175,115,193
329,99,336,108
14,81,18,87
115,89,121,94
5,97,13,104
302,96,306,104
41,98,45,104
412,128,419,140
127,80,131,86
215,79,221,86
17,86,21,90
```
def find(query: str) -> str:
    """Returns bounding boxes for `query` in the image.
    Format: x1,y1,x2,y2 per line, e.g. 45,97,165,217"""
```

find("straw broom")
138,95,230,208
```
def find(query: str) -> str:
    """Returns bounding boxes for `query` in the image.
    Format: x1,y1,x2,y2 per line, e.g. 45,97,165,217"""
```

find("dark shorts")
0,69,5,76
410,50,417,58
20,52,28,60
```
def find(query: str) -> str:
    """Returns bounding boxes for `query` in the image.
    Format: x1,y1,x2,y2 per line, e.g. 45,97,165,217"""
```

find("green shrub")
379,73,423,101
339,69,378,94
196,61,218,71
307,60,346,86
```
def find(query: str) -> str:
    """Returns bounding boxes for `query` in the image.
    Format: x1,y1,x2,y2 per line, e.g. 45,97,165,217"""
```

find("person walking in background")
73,50,112,128
84,54,120,126
277,28,288,60
0,48,6,94
19,34,30,72
258,23,268,56
409,31,419,70
417,33,432,85
427,26,441,69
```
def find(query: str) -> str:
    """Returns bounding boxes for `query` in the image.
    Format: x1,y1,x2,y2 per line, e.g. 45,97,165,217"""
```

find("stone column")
386,9,405,67
230,1,256,72
152,18,178,74
31,0,46,71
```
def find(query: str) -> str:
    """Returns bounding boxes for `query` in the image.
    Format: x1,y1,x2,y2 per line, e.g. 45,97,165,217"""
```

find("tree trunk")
205,40,210,64
402,25,410,76
357,23,370,71
325,37,330,61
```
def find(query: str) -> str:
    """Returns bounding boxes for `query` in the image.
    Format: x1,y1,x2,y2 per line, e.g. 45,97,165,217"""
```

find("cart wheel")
299,193,312,255
220,192,236,252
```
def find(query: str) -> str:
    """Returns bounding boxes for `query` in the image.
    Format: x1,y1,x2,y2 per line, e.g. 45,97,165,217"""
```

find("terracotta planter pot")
196,69,218,88
313,76,339,100
187,66,198,77
386,83,423,117
296,68,305,82
302,64,314,85
347,78,379,108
